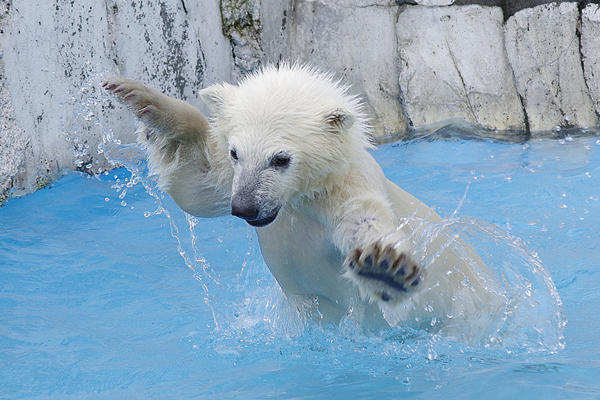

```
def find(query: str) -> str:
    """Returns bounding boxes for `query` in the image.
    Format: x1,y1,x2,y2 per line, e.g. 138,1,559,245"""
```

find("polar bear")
103,64,501,330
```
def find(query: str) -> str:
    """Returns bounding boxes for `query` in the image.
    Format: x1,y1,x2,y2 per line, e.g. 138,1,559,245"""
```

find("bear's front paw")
344,242,423,306
103,78,164,123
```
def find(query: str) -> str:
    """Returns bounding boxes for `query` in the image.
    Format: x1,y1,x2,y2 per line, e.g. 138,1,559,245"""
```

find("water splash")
431,216,565,351
364,211,565,351
64,72,231,327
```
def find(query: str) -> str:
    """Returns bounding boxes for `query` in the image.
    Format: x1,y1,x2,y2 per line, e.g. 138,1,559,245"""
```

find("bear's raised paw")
103,78,167,127
344,242,423,306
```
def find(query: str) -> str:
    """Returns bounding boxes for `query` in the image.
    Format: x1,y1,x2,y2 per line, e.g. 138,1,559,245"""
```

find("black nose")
231,200,259,221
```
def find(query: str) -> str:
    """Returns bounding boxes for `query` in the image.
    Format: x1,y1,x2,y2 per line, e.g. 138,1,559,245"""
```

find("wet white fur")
105,64,502,329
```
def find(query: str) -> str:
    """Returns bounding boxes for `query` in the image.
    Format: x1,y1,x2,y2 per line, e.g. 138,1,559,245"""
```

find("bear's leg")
343,241,423,306
103,77,210,142
103,77,231,218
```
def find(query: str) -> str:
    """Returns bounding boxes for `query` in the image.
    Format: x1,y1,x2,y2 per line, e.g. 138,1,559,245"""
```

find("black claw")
380,259,389,270
365,255,373,266
381,292,390,301
411,278,420,286
354,249,362,260
348,260,355,270
397,267,405,276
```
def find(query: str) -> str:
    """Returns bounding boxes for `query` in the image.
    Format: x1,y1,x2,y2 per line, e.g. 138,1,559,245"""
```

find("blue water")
1,130,599,398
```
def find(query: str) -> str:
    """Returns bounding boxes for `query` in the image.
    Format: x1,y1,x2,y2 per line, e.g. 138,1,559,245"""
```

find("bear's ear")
200,83,237,116
324,109,355,134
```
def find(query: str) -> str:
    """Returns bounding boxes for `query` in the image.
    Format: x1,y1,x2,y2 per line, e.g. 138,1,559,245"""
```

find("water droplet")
104,197,109,202
428,348,437,361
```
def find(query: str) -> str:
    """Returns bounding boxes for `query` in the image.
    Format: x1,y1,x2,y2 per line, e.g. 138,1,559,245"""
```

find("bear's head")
200,64,372,227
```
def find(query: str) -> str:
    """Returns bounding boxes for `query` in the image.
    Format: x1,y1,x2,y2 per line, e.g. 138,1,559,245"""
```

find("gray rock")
582,3,600,121
452,0,565,19
0,0,232,201
0,52,27,202
221,0,262,79
106,0,232,106
3,0,600,203
2,0,119,195
263,0,409,138
415,0,455,5
505,2,599,132
397,5,525,131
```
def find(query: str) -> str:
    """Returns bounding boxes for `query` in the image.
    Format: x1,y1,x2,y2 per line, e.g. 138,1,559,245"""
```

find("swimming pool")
1,123,599,398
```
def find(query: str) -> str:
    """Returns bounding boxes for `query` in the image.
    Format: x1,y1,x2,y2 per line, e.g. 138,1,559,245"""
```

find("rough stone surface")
0,49,28,201
505,2,599,132
397,5,526,131
0,0,232,201
0,1,25,202
581,3,600,119
107,0,232,108
264,0,409,138
221,0,262,79
416,0,455,6
2,0,600,202
451,0,595,20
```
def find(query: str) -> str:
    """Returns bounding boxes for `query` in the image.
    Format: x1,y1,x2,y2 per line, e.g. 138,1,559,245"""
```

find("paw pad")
344,241,423,305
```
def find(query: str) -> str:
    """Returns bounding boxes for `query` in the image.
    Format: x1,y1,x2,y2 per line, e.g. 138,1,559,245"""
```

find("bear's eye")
270,152,292,169
230,148,238,161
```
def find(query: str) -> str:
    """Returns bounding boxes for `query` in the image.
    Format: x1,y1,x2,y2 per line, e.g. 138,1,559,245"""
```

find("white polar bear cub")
104,64,500,329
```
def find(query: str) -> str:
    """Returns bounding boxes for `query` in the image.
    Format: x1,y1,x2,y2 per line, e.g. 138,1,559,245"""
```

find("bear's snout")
231,194,280,228
231,198,260,221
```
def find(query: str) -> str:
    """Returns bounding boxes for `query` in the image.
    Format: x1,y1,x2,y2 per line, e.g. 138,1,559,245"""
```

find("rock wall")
1,0,600,201
396,5,526,132
263,0,411,136
506,2,598,132
0,0,232,202
263,1,600,136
